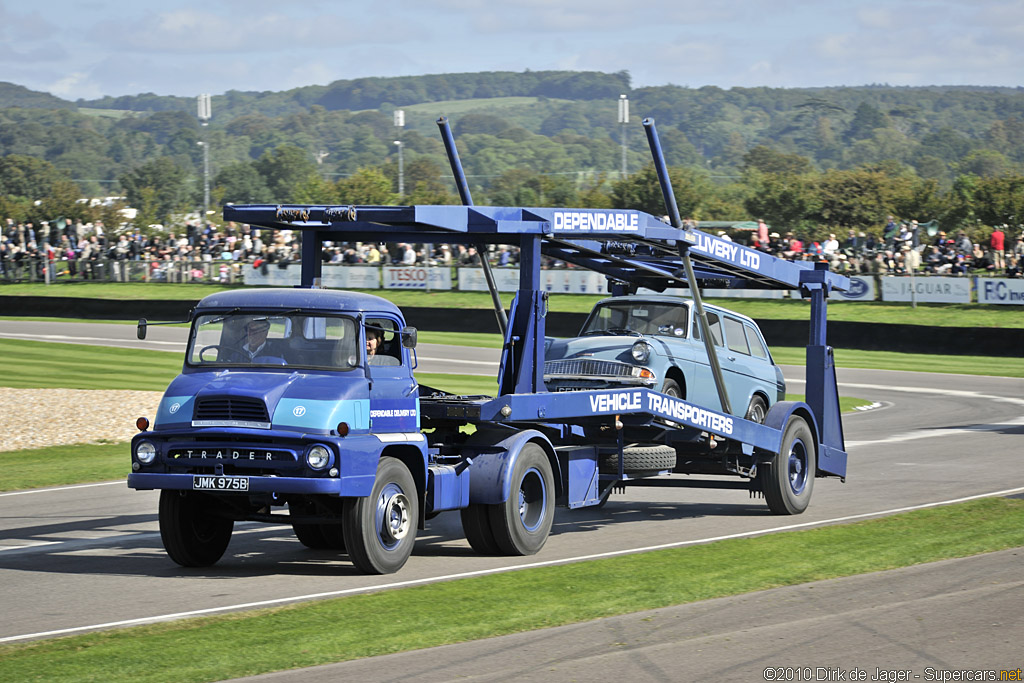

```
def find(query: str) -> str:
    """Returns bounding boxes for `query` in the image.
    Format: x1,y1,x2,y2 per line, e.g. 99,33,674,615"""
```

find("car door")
718,315,775,412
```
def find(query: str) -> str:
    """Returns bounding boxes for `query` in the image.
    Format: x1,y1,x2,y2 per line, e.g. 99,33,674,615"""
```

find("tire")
660,378,682,398
599,444,677,474
292,523,345,550
343,457,418,574
159,490,233,567
760,415,816,515
488,444,555,556
460,503,501,555
745,395,768,424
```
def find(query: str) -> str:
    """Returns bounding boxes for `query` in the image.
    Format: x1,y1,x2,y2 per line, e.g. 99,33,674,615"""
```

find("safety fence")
2,257,1022,305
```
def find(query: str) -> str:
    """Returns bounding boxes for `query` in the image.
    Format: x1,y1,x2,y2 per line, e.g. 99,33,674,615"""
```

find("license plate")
193,475,249,492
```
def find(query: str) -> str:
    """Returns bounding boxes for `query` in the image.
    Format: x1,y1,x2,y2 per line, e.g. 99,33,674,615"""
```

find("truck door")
365,318,419,435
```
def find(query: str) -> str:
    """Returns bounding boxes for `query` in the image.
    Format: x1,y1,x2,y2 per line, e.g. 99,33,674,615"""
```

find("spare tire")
599,445,676,474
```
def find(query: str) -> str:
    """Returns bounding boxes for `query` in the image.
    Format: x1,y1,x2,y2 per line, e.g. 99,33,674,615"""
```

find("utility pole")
394,110,405,199
197,94,211,222
618,94,629,178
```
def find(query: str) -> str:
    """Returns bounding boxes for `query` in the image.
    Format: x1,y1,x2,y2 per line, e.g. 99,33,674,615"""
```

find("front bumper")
127,472,374,496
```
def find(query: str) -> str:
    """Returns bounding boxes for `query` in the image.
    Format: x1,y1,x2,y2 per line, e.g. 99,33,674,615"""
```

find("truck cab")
129,288,426,573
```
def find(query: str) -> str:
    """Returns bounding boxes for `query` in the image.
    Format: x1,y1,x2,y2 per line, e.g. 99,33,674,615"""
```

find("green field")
1,497,1021,682
3,282,1023,329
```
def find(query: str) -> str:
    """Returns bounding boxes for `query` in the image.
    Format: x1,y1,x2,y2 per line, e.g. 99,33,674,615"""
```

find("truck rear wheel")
460,504,501,555
159,490,233,567
343,457,418,574
760,415,816,515
488,444,554,556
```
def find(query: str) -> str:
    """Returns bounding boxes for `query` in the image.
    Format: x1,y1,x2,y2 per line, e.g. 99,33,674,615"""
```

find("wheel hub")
377,487,411,546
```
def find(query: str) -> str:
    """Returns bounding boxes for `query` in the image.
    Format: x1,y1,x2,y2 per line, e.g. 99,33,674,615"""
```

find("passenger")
365,326,400,366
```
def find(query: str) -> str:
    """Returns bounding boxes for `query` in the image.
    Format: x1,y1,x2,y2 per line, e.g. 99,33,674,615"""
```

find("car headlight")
631,341,651,363
306,445,331,470
135,441,157,464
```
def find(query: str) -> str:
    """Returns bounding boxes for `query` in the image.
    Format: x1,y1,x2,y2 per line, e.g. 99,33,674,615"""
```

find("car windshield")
581,302,689,337
186,312,358,371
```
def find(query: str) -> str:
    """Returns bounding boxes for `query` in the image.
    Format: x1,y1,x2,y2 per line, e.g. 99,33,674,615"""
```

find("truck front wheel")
759,415,816,515
343,457,418,574
159,490,234,567
488,444,555,556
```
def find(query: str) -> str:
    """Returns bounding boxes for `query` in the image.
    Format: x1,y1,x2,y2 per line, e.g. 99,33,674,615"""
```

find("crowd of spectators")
0,216,525,281
746,216,1024,278
2,214,1022,282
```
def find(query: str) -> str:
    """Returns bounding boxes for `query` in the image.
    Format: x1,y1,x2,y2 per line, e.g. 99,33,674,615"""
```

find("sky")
1,0,1022,102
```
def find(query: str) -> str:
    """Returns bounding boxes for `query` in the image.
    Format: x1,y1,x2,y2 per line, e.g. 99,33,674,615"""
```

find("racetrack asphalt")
237,545,1024,682
2,320,1023,680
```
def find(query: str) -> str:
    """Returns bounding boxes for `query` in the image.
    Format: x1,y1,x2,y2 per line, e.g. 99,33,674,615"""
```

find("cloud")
86,7,422,54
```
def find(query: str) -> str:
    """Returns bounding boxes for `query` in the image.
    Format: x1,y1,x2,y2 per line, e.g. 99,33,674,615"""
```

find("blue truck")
128,118,849,574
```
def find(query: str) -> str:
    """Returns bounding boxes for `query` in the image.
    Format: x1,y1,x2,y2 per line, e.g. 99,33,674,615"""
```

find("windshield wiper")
583,327,640,337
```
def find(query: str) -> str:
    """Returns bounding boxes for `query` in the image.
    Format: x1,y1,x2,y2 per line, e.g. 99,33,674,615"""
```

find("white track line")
3,486,1023,645
0,481,125,498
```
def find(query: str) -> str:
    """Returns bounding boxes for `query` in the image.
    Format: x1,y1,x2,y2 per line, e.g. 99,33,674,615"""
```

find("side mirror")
137,318,148,340
401,326,417,349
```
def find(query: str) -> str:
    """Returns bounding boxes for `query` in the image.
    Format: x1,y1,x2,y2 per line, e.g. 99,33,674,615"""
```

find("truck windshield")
581,302,689,338
186,312,359,371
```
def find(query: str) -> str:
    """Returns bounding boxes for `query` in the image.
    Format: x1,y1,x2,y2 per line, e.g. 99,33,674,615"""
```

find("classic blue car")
543,295,785,422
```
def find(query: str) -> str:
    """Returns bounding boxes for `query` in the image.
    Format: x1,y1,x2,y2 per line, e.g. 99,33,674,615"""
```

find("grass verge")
0,442,127,492
1,497,1022,681
770,346,1024,378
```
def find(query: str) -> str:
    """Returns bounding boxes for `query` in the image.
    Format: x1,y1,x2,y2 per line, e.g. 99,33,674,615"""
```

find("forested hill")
2,71,1023,236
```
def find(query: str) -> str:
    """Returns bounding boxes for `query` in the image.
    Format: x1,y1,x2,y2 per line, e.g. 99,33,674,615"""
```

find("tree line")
1,72,1023,244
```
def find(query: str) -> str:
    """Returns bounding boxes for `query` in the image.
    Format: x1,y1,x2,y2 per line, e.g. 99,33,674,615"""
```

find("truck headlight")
306,445,331,470
135,441,157,464
631,341,651,363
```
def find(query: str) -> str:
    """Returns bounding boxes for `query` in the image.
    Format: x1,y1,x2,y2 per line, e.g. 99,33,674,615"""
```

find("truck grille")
544,359,634,378
193,397,270,423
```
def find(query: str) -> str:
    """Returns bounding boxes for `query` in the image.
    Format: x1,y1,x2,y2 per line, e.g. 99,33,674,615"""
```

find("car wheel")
660,378,681,398
745,395,768,424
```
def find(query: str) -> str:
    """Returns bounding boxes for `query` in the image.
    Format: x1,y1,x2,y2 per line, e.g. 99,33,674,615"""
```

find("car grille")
193,397,269,423
544,359,634,378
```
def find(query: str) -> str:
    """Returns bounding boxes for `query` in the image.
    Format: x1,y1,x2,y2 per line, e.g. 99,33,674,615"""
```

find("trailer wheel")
760,415,816,515
159,490,233,567
460,504,501,555
488,444,555,556
599,445,676,474
343,457,418,574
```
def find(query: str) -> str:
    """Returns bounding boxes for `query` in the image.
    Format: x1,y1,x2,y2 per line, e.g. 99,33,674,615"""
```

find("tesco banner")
382,266,452,290
834,276,876,302
880,276,971,303
976,278,1024,305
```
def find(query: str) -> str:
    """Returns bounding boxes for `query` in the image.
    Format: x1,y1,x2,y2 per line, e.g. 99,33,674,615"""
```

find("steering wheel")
199,344,244,363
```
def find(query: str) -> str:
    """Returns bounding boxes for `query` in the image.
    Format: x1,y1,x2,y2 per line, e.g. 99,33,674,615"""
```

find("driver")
241,319,271,360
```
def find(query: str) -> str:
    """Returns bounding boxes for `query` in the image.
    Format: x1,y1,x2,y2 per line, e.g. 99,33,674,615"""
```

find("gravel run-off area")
0,388,164,452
